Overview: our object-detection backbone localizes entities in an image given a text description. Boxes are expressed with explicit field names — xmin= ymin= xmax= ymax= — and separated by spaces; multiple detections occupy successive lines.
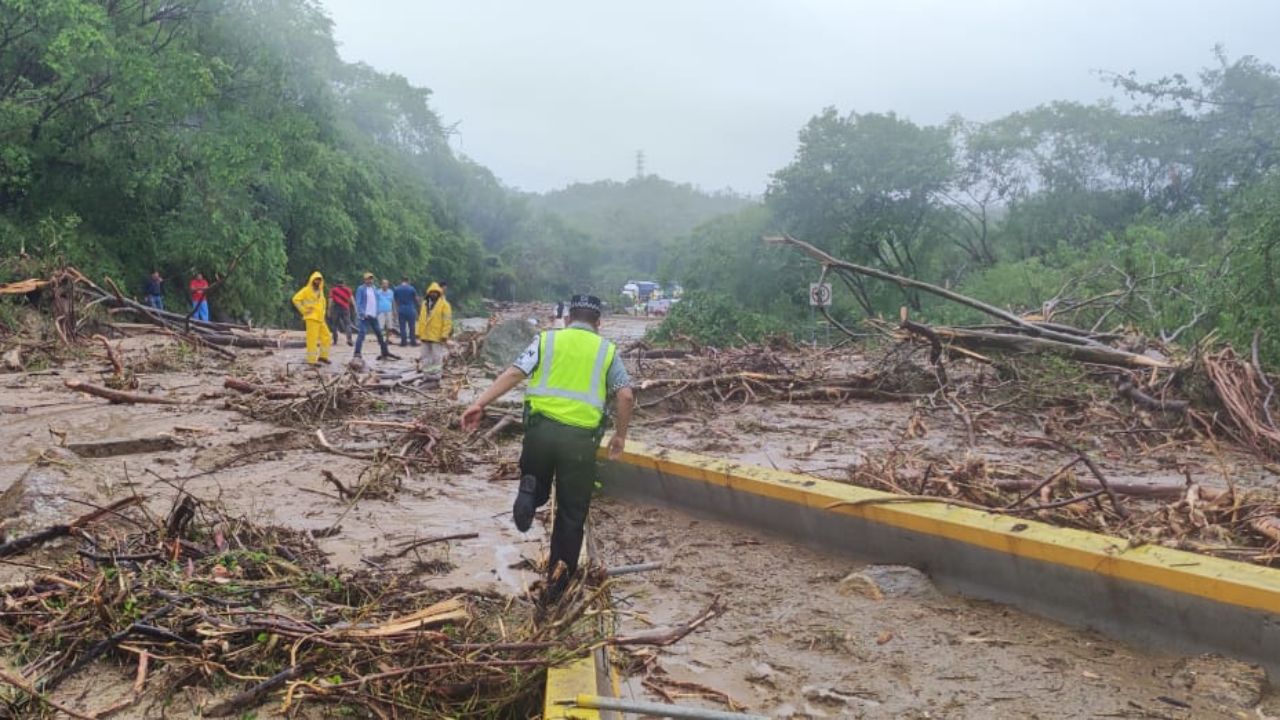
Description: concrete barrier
xmin=598 ymin=442 xmax=1280 ymax=677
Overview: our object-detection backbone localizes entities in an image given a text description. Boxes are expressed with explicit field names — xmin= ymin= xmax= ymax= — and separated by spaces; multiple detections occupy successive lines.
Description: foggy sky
xmin=318 ymin=1 xmax=1280 ymax=195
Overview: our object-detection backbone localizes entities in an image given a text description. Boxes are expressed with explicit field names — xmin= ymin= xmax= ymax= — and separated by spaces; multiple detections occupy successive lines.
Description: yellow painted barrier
xmin=601 ymin=441 xmax=1280 ymax=615
xmin=544 ymin=654 xmax=601 ymax=720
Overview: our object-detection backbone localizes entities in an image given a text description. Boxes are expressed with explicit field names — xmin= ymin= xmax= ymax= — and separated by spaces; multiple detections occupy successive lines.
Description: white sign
xmin=809 ymin=283 xmax=832 ymax=307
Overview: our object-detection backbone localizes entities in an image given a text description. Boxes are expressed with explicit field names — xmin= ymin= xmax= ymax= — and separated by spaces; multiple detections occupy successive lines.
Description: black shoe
xmin=513 ymin=474 xmax=538 ymax=532
xmin=352 ymin=353 xmax=361 ymax=359
xmin=378 ymin=352 xmax=400 ymax=361
xmin=317 ymin=357 xmax=331 ymax=365
xmin=537 ymin=570 xmax=571 ymax=608
xmin=410 ymin=341 xmax=419 ymax=347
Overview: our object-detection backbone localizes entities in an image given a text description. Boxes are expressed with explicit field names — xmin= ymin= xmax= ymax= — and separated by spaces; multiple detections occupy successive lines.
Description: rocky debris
xmin=747 ymin=661 xmax=778 ymax=686
xmin=455 ymin=317 xmax=490 ymax=334
xmin=0 ymin=460 xmax=86 ymax=536
xmin=802 ymin=685 xmax=883 ymax=710
xmin=481 ymin=317 xmax=538 ymax=366
xmin=837 ymin=564 xmax=938 ymax=601
xmin=1170 ymin=654 xmax=1266 ymax=712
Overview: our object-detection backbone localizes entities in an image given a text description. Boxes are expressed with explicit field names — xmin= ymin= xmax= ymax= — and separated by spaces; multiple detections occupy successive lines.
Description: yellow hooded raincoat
xmin=415 ymin=282 xmax=453 ymax=343
xmin=292 ymin=271 xmax=332 ymax=363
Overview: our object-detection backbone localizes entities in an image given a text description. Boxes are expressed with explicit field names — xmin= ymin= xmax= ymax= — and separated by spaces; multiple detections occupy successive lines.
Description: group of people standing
xmin=141 ymin=271 xmax=209 ymax=321
xmin=291 ymin=272 xmax=452 ymax=370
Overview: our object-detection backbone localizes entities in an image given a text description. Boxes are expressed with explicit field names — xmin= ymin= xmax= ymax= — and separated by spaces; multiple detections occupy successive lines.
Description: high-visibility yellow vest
xmin=527 ymin=327 xmax=616 ymax=429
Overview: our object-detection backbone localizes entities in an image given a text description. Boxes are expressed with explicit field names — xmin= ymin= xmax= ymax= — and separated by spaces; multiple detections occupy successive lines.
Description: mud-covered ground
xmin=0 ymin=307 xmax=1276 ymax=718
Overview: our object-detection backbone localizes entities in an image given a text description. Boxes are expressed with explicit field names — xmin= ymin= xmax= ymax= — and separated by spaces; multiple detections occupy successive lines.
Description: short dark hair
xmin=568 ymin=307 xmax=600 ymax=324
xmin=401 ymin=276 xmax=408 ymax=282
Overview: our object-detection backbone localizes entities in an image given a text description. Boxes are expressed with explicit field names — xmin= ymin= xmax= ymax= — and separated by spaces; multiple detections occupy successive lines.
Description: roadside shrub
xmin=648 ymin=291 xmax=786 ymax=347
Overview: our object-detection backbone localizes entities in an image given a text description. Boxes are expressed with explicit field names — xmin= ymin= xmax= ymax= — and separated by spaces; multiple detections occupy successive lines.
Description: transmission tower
xmin=635 ymin=150 xmax=646 ymax=179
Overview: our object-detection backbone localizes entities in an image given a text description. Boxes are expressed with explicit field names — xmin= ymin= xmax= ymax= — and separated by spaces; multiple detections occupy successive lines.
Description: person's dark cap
xmin=570 ymin=294 xmax=603 ymax=313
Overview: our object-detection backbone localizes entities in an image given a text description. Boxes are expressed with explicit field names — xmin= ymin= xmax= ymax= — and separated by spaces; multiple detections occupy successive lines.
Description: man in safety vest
xmin=461 ymin=294 xmax=634 ymax=605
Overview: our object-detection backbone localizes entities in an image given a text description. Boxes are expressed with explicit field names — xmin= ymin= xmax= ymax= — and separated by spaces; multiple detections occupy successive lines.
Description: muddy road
xmin=0 ymin=307 xmax=1275 ymax=718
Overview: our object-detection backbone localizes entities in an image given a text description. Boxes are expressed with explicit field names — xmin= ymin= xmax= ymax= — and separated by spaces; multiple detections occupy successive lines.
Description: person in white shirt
xmin=353 ymin=272 xmax=399 ymax=361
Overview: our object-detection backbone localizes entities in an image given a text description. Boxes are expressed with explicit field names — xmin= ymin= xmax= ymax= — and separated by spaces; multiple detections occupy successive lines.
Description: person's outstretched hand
xmin=608 ymin=433 xmax=626 ymax=460
xmin=461 ymin=404 xmax=484 ymax=432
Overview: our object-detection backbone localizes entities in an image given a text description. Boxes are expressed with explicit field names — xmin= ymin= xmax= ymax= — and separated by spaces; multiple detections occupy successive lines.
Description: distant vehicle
xmin=635 ymin=281 xmax=659 ymax=302
xmin=621 ymin=282 xmax=639 ymax=301
xmin=645 ymin=298 xmax=674 ymax=316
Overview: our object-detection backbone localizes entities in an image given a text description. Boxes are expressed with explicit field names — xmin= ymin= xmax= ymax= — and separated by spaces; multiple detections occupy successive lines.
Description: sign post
xmin=808 ymin=283 xmax=832 ymax=346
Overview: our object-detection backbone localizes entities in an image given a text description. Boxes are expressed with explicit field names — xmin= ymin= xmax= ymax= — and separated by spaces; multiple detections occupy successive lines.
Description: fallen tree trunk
xmin=767 ymin=233 xmax=1110 ymax=349
xmin=929 ymin=325 xmax=1170 ymax=369
xmin=200 ymin=332 xmax=304 ymax=349
xmin=65 ymin=379 xmax=185 ymax=405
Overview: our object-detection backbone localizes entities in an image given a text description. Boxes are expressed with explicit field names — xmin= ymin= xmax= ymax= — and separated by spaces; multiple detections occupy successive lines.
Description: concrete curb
xmin=597 ymin=441 xmax=1280 ymax=677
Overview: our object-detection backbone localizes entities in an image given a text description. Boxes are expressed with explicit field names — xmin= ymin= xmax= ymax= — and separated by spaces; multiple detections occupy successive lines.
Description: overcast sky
xmin=318 ymin=0 xmax=1280 ymax=195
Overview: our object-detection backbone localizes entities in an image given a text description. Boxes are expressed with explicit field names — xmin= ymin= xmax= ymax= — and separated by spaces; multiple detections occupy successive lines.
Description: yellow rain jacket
xmin=292 ymin=271 xmax=327 ymax=322
xmin=416 ymin=282 xmax=453 ymax=342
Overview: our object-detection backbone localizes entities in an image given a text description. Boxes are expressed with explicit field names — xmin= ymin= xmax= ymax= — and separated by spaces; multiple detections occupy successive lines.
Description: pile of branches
xmin=630 ymin=341 xmax=926 ymax=412
xmin=0 ymin=492 xmax=725 ymax=718
xmin=836 ymin=442 xmax=1280 ymax=565
xmin=768 ymin=233 xmax=1280 ymax=463
xmin=224 ymin=374 xmax=373 ymax=427
xmin=6 ymin=265 xmax=299 ymax=361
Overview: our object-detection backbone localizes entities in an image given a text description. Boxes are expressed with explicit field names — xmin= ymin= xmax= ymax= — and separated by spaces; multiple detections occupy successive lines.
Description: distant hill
xmin=530 ymin=176 xmax=753 ymax=287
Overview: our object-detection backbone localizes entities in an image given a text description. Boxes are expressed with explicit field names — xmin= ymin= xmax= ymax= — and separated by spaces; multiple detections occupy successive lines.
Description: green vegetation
xmin=664 ymin=51 xmax=1280 ymax=363
xmin=649 ymin=290 xmax=783 ymax=347
xmin=3 ymin=2 xmax=1277 ymax=366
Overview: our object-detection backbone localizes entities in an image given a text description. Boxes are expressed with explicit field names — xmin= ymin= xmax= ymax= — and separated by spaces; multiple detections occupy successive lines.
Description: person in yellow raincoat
xmin=415 ymin=281 xmax=452 ymax=374
xmin=292 ymin=271 xmax=332 ymax=365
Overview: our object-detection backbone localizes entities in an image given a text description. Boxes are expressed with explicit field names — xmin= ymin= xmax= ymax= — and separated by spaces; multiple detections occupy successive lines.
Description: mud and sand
xmin=1 ymin=310 xmax=1276 ymax=718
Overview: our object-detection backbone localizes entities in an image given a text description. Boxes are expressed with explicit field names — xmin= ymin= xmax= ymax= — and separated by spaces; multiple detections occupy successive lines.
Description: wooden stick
xmin=0 ymin=496 xmax=142 ymax=558
xmin=64 ymin=379 xmax=183 ymax=405
xmin=0 ymin=669 xmax=99 ymax=720
xmin=224 ymin=377 xmax=306 ymax=399
xmin=388 ymin=532 xmax=479 ymax=559
xmin=203 ymin=662 xmax=313 ymax=718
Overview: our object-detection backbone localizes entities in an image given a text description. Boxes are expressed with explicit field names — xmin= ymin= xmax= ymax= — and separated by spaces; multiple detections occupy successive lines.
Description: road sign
xmin=809 ymin=283 xmax=832 ymax=307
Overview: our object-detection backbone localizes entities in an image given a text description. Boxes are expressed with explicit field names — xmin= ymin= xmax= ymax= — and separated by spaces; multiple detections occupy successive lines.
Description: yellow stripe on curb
xmin=600 ymin=441 xmax=1280 ymax=615
xmin=544 ymin=654 xmax=600 ymax=720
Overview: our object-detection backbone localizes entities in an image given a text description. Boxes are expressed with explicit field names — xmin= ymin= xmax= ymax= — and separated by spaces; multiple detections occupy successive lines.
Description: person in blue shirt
xmin=142 ymin=271 xmax=164 ymax=310
xmin=376 ymin=279 xmax=394 ymax=336
xmin=392 ymin=277 xmax=419 ymax=346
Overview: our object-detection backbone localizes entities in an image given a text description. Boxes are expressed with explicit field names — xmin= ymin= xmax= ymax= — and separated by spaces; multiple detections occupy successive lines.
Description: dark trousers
xmin=397 ymin=307 xmax=417 ymax=345
xmin=329 ymin=308 xmax=353 ymax=344
xmin=519 ymin=415 xmax=599 ymax=578
xmin=354 ymin=315 xmax=389 ymax=357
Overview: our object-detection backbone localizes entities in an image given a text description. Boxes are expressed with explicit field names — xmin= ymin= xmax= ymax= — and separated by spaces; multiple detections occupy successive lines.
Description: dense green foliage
xmin=0 ymin=0 xmax=508 ymax=322
xmin=664 ymin=52 xmax=1280 ymax=362
xmin=648 ymin=290 xmax=783 ymax=347
xmin=4 ymin=2 xmax=1277 ymax=364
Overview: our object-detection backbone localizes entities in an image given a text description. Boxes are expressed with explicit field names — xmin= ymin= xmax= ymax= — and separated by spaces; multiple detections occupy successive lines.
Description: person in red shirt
xmin=189 ymin=273 xmax=210 ymax=322
xmin=327 ymin=279 xmax=355 ymax=346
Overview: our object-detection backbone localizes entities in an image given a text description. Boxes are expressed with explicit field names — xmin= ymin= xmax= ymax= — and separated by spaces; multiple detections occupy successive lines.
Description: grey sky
xmin=319 ymin=0 xmax=1280 ymax=194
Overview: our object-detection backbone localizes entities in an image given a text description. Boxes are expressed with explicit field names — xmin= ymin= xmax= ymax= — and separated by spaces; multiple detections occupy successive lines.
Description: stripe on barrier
xmin=599 ymin=441 xmax=1280 ymax=615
